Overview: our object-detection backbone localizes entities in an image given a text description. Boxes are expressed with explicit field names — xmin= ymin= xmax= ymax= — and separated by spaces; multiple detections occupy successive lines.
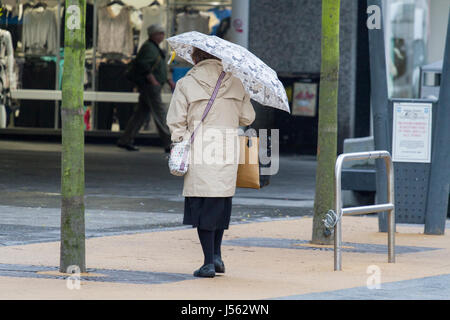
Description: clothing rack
xmin=17 ymin=0 xmax=62 ymax=129
xmin=167 ymin=0 xmax=231 ymax=36
xmin=9 ymin=0 xmax=232 ymax=132
xmin=168 ymin=2 xmax=232 ymax=7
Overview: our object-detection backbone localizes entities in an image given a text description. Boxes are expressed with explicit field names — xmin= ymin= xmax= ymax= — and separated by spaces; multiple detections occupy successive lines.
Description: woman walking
xmin=166 ymin=47 xmax=255 ymax=278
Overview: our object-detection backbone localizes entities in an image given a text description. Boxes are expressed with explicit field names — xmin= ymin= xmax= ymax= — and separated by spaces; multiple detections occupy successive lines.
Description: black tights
xmin=197 ymin=228 xmax=225 ymax=265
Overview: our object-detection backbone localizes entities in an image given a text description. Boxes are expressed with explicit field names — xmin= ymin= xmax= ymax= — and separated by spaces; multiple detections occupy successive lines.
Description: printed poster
xmin=292 ymin=82 xmax=317 ymax=117
xmin=392 ymin=103 xmax=432 ymax=163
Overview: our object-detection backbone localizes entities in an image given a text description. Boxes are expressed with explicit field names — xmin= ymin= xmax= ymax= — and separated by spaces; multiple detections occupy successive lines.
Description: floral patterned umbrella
xmin=167 ymin=31 xmax=290 ymax=113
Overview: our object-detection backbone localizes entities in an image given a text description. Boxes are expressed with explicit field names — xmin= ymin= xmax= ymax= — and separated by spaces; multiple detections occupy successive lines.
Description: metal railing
xmin=324 ymin=151 xmax=395 ymax=271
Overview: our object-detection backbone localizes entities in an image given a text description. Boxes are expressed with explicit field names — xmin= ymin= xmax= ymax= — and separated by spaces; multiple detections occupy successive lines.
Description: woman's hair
xmin=191 ymin=47 xmax=221 ymax=64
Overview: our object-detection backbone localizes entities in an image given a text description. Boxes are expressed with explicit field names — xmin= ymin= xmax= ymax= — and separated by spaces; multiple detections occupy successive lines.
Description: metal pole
xmin=334 ymin=156 xmax=344 ymax=271
xmin=367 ymin=0 xmax=391 ymax=232
xmin=230 ymin=0 xmax=250 ymax=48
xmin=55 ymin=0 xmax=62 ymax=129
xmin=386 ymin=155 xmax=395 ymax=263
xmin=333 ymin=151 xmax=395 ymax=270
xmin=91 ymin=0 xmax=98 ymax=130
xmin=424 ymin=9 xmax=450 ymax=235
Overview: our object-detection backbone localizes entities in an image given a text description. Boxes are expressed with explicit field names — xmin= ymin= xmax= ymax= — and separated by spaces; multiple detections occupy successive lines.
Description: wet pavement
xmin=0 ymin=140 xmax=316 ymax=245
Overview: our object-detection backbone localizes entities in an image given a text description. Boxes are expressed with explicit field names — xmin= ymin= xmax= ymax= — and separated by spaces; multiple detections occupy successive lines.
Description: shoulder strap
xmin=190 ymin=71 xmax=226 ymax=143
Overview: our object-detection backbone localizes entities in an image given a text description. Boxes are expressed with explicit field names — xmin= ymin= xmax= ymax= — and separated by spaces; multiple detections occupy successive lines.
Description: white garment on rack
xmin=0 ymin=28 xmax=14 ymax=129
xmin=0 ymin=29 xmax=16 ymax=90
xmin=176 ymin=12 xmax=210 ymax=35
xmin=0 ymin=105 xmax=5 ymax=128
xmin=22 ymin=7 xmax=58 ymax=56
xmin=138 ymin=4 xmax=167 ymax=49
xmin=97 ymin=5 xmax=134 ymax=57
xmin=130 ymin=8 xmax=143 ymax=31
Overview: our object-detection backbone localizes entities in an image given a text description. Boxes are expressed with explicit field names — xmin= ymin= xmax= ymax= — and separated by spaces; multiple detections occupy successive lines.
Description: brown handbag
xmin=236 ymin=135 xmax=261 ymax=189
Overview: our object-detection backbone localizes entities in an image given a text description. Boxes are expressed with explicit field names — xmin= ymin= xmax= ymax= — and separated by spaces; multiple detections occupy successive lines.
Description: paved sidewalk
xmin=1 ymin=141 xmax=449 ymax=299
xmin=276 ymin=273 xmax=450 ymax=300
xmin=0 ymin=216 xmax=449 ymax=299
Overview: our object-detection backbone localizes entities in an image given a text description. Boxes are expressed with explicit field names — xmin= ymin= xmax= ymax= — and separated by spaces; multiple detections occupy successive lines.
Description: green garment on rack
xmin=41 ymin=49 xmax=65 ymax=89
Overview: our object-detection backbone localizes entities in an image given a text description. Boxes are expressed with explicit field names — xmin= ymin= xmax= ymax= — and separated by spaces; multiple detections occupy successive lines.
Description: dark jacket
xmin=134 ymin=40 xmax=167 ymax=87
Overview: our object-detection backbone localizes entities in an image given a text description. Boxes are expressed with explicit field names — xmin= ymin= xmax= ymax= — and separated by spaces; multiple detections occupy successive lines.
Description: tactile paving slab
xmin=0 ymin=264 xmax=193 ymax=285
xmin=223 ymin=237 xmax=440 ymax=254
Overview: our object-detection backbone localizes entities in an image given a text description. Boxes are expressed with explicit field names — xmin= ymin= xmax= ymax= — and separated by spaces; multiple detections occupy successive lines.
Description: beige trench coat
xmin=166 ymin=59 xmax=256 ymax=197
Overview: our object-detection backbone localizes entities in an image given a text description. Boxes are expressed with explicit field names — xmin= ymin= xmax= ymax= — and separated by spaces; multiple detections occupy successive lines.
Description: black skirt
xmin=184 ymin=197 xmax=232 ymax=231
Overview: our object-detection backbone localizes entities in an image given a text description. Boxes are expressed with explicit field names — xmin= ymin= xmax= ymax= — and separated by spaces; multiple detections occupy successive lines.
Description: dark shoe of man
xmin=193 ymin=264 xmax=215 ymax=278
xmin=117 ymin=143 xmax=139 ymax=152
xmin=214 ymin=255 xmax=225 ymax=273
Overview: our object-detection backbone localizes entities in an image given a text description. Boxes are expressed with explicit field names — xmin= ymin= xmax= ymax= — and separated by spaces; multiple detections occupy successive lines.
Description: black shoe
xmin=193 ymin=264 xmax=215 ymax=278
xmin=164 ymin=146 xmax=171 ymax=154
xmin=117 ymin=143 xmax=139 ymax=151
xmin=214 ymin=255 xmax=225 ymax=273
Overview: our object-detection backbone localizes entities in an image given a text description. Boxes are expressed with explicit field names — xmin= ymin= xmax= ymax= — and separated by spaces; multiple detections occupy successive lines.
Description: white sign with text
xmin=392 ymin=103 xmax=432 ymax=163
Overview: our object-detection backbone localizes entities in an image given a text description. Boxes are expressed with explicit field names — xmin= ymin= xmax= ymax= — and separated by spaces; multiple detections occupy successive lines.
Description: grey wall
xmin=248 ymin=0 xmax=322 ymax=73
xmin=248 ymin=0 xmax=358 ymax=153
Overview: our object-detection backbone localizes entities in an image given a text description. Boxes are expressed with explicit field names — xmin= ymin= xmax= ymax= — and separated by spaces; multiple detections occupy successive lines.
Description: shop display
xmin=4 ymin=0 xmax=232 ymax=131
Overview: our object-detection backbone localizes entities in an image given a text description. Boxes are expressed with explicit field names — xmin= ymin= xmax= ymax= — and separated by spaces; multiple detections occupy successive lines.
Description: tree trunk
xmin=60 ymin=0 xmax=86 ymax=273
xmin=312 ymin=0 xmax=340 ymax=245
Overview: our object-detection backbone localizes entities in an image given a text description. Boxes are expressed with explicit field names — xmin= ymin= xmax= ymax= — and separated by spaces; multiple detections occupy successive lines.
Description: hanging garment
xmin=97 ymin=61 xmax=135 ymax=130
xmin=207 ymin=8 xmax=231 ymax=36
xmin=0 ymin=6 xmax=21 ymax=50
xmin=138 ymin=4 xmax=167 ymax=50
xmin=97 ymin=5 xmax=134 ymax=57
xmin=22 ymin=7 xmax=58 ymax=56
xmin=176 ymin=12 xmax=210 ymax=35
xmin=204 ymin=12 xmax=220 ymax=35
xmin=0 ymin=29 xmax=16 ymax=89
xmin=16 ymin=59 xmax=56 ymax=128
xmin=0 ymin=29 xmax=14 ymax=128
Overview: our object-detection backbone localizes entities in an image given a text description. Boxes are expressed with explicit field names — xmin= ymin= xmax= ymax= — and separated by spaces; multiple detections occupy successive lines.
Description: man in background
xmin=118 ymin=24 xmax=175 ymax=152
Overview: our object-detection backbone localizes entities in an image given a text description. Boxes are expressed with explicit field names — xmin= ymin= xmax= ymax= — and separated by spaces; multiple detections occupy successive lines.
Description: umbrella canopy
xmin=167 ymin=31 xmax=290 ymax=113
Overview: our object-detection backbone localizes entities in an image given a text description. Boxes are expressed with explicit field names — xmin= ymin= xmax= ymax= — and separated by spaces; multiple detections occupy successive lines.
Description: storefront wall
xmin=247 ymin=0 xmax=449 ymax=154
xmin=248 ymin=0 xmax=358 ymax=154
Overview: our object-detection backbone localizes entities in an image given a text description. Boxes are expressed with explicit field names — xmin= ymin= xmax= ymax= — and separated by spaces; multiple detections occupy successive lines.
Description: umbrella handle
xmin=168 ymin=51 xmax=176 ymax=65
